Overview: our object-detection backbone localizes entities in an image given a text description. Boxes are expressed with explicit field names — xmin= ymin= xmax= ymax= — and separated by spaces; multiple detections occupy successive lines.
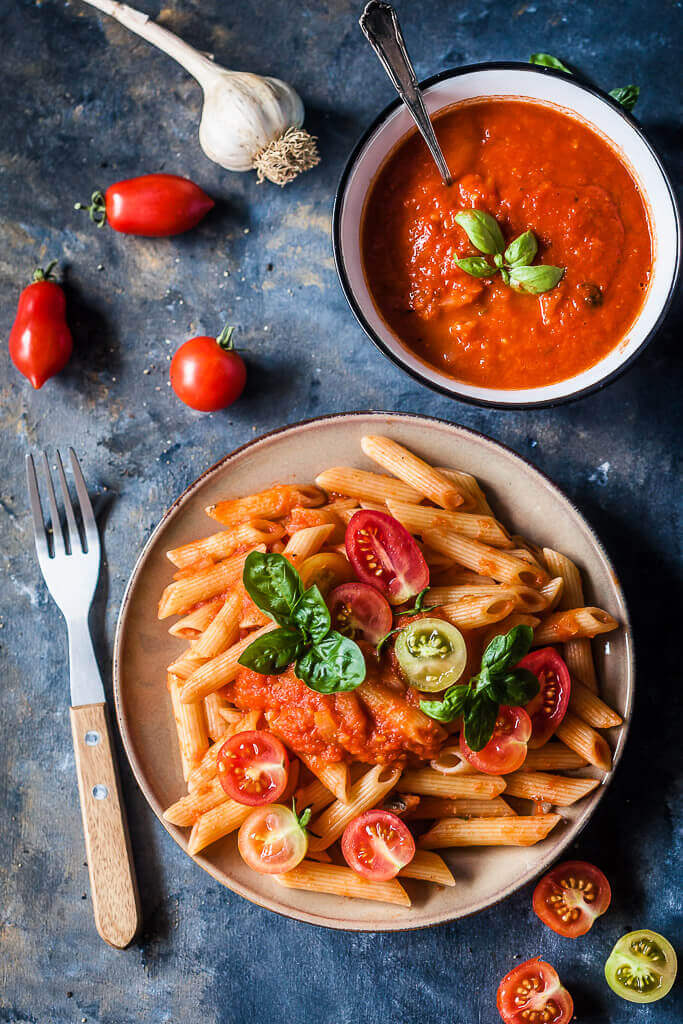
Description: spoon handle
xmin=359 ymin=1 xmax=453 ymax=186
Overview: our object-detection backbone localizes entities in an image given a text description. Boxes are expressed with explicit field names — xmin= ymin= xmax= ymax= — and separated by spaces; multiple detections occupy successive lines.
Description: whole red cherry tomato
xmin=75 ymin=174 xmax=214 ymax=236
xmin=170 ymin=325 xmax=247 ymax=412
xmin=8 ymin=261 xmax=73 ymax=389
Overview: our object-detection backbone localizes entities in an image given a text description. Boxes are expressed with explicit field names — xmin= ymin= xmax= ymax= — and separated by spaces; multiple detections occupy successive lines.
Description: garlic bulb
xmin=81 ymin=0 xmax=320 ymax=186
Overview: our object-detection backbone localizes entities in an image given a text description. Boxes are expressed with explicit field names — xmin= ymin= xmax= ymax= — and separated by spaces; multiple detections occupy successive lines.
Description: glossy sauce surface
xmin=361 ymin=100 xmax=652 ymax=389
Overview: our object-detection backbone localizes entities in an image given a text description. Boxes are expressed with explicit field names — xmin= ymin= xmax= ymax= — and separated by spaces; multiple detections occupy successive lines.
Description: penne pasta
xmin=423 ymin=530 xmax=549 ymax=588
xmin=407 ymin=796 xmax=516 ymax=819
xmin=188 ymin=799 xmax=252 ymax=855
xmin=314 ymin=466 xmax=423 ymax=505
xmin=163 ymin=777 xmax=228 ymax=827
xmin=166 ymin=519 xmax=284 ymax=569
xmin=204 ymin=692 xmax=231 ymax=741
xmin=441 ymin=595 xmax=516 ymax=630
xmin=308 ymin=765 xmax=402 ymax=851
xmin=282 ymin=522 xmax=335 ymax=559
xmin=158 ymin=545 xmax=265 ymax=619
xmin=297 ymin=755 xmax=351 ymax=804
xmin=167 ymin=672 xmax=209 ymax=778
xmin=386 ymin=500 xmax=512 ymax=548
xmin=418 ymin=815 xmax=561 ymax=848
xmin=569 ymin=678 xmax=622 ymax=729
xmin=206 ymin=484 xmax=324 ymax=527
xmin=191 ymin=591 xmax=242 ymax=659
xmin=361 ymin=435 xmax=464 ymax=509
xmin=539 ymin=576 xmax=564 ymax=611
xmin=556 ymin=712 xmax=612 ymax=772
xmin=399 ymin=768 xmax=506 ymax=799
xmin=522 ymin=743 xmax=588 ymax=772
xmin=180 ymin=623 xmax=276 ymax=704
xmin=435 ymin=467 xmax=493 ymax=514
xmin=168 ymin=597 xmax=224 ymax=638
xmin=294 ymin=778 xmax=337 ymax=817
xmin=532 ymin=607 xmax=618 ymax=646
xmin=503 ymin=771 xmax=600 ymax=806
xmin=398 ymin=850 xmax=455 ymax=886
xmin=275 ymin=861 xmax=411 ymax=907
xmin=543 ymin=547 xmax=599 ymax=691
xmin=428 ymin=584 xmax=547 ymax=614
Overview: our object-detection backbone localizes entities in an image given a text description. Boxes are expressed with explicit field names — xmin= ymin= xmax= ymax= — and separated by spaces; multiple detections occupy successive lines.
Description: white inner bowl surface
xmin=338 ymin=68 xmax=679 ymax=405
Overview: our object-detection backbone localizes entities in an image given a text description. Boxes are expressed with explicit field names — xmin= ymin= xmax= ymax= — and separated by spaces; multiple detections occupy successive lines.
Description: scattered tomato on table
xmin=533 ymin=860 xmax=611 ymax=938
xmin=170 ymin=324 xmax=247 ymax=411
xmin=75 ymin=173 xmax=214 ymax=236
xmin=8 ymin=261 xmax=73 ymax=389
xmin=605 ymin=929 xmax=678 ymax=1003
xmin=497 ymin=958 xmax=573 ymax=1024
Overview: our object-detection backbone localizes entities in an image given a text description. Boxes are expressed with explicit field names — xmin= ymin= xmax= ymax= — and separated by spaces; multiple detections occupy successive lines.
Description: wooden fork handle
xmin=70 ymin=702 xmax=141 ymax=948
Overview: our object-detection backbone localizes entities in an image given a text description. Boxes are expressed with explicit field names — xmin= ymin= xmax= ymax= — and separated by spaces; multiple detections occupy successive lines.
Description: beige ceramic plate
xmin=113 ymin=412 xmax=633 ymax=931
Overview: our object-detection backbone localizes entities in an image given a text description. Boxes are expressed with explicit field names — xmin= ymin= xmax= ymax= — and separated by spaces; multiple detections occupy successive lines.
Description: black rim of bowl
xmin=332 ymin=61 xmax=681 ymax=410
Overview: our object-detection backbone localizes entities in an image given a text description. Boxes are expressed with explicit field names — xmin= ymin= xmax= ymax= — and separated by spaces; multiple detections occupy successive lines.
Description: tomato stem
xmin=31 ymin=259 xmax=58 ymax=284
xmin=216 ymin=324 xmax=236 ymax=350
xmin=74 ymin=190 xmax=107 ymax=228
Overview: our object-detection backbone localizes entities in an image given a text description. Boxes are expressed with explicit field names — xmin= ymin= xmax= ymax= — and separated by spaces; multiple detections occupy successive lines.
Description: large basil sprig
xmin=530 ymin=53 xmax=640 ymax=113
xmin=238 ymin=552 xmax=366 ymax=693
xmin=420 ymin=625 xmax=539 ymax=751
xmin=454 ymin=211 xmax=564 ymax=295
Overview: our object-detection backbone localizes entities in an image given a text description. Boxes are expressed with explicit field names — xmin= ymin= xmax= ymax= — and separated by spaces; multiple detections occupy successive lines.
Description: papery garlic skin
xmin=199 ymin=70 xmax=304 ymax=172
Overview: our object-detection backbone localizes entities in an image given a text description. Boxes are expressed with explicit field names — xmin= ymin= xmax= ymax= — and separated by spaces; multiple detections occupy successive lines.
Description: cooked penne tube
xmin=503 ymin=771 xmax=600 ymax=806
xmin=163 ymin=777 xmax=228 ymax=827
xmin=314 ymin=466 xmax=423 ymax=505
xmin=423 ymin=530 xmax=549 ymax=588
xmin=429 ymin=584 xmax=547 ymax=614
xmin=418 ymin=814 xmax=561 ymax=848
xmin=188 ymin=799 xmax=252 ymax=855
xmin=158 ymin=545 xmax=265 ymax=619
xmin=361 ymin=435 xmax=464 ymax=509
xmin=543 ymin=547 xmax=599 ymax=691
xmin=191 ymin=591 xmax=242 ymax=659
xmin=386 ymin=500 xmax=512 ymax=548
xmin=407 ymin=796 xmax=516 ymax=819
xmin=297 ymin=755 xmax=351 ymax=803
xmin=539 ymin=577 xmax=564 ymax=611
xmin=181 ymin=623 xmax=276 ymax=703
xmin=275 ymin=861 xmax=411 ymax=907
xmin=532 ymin=607 xmax=618 ymax=646
xmin=294 ymin=778 xmax=337 ymax=817
xmin=399 ymin=768 xmax=506 ymax=799
xmin=569 ymin=678 xmax=622 ymax=729
xmin=282 ymin=522 xmax=335 ymax=559
xmin=435 ymin=467 xmax=493 ymax=514
xmin=429 ymin=744 xmax=475 ymax=774
xmin=166 ymin=519 xmax=284 ymax=569
xmin=398 ymin=850 xmax=455 ymax=886
xmin=441 ymin=595 xmax=516 ymax=630
xmin=556 ymin=712 xmax=612 ymax=772
xmin=168 ymin=596 xmax=225 ymax=638
xmin=522 ymin=743 xmax=588 ymax=772
xmin=206 ymin=484 xmax=324 ymax=527
xmin=308 ymin=764 xmax=402 ymax=851
xmin=167 ymin=672 xmax=209 ymax=778
xmin=204 ymin=692 xmax=231 ymax=741
xmin=167 ymin=647 xmax=203 ymax=680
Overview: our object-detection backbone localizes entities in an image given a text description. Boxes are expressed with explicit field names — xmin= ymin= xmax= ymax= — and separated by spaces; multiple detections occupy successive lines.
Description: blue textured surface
xmin=0 ymin=1 xmax=681 ymax=1022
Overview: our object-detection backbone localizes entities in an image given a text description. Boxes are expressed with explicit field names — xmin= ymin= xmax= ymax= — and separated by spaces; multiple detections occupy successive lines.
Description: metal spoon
xmin=359 ymin=0 xmax=453 ymax=186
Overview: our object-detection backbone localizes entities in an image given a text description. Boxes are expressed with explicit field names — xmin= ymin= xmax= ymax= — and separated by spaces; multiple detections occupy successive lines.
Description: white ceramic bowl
xmin=333 ymin=63 xmax=680 ymax=408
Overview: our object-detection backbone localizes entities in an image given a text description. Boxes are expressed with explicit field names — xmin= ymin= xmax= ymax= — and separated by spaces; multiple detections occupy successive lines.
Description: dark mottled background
xmin=1 ymin=1 xmax=681 ymax=1022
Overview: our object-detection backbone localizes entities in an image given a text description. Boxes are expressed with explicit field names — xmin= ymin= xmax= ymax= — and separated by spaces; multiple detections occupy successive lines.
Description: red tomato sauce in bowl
xmin=361 ymin=99 xmax=653 ymax=389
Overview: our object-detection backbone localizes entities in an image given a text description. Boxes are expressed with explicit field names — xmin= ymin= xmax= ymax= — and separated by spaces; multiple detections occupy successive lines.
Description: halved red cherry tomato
xmin=341 ymin=809 xmax=415 ymax=880
xmin=75 ymin=173 xmax=214 ymax=236
xmin=533 ymin=860 xmax=611 ymax=938
xmin=170 ymin=325 xmax=246 ymax=412
xmin=497 ymin=958 xmax=573 ymax=1024
xmin=216 ymin=730 xmax=288 ymax=805
xmin=460 ymin=705 xmax=531 ymax=775
xmin=9 ymin=262 xmax=72 ymax=389
xmin=345 ymin=510 xmax=429 ymax=605
xmin=328 ymin=582 xmax=393 ymax=645
xmin=238 ymin=803 xmax=308 ymax=874
xmin=519 ymin=648 xmax=571 ymax=748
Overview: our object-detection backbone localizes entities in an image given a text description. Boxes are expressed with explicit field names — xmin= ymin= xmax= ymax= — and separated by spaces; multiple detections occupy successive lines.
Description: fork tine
xmin=25 ymin=454 xmax=49 ymax=557
xmin=41 ymin=451 xmax=66 ymax=555
xmin=55 ymin=450 xmax=80 ymax=553
xmin=68 ymin=448 xmax=98 ymax=550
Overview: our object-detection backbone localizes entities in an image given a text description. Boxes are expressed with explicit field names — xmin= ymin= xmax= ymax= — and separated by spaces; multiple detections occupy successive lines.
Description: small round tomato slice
xmin=345 ymin=510 xmax=429 ymax=605
xmin=497 ymin=958 xmax=573 ymax=1024
xmin=341 ymin=810 xmax=415 ymax=881
xmin=461 ymin=705 xmax=531 ymax=775
xmin=394 ymin=617 xmax=467 ymax=691
xmin=217 ymin=730 xmax=289 ymax=806
xmin=518 ymin=648 xmax=571 ymax=748
xmin=533 ymin=860 xmax=611 ymax=938
xmin=298 ymin=552 xmax=355 ymax=597
xmin=605 ymin=929 xmax=678 ymax=1003
xmin=238 ymin=803 xmax=308 ymax=874
xmin=328 ymin=582 xmax=393 ymax=645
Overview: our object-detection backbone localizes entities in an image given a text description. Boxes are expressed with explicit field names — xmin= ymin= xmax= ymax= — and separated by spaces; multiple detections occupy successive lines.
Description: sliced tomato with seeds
xmin=238 ymin=802 xmax=309 ymax=874
xmin=217 ymin=730 xmax=289 ymax=806
xmin=518 ymin=648 xmax=571 ymax=748
xmin=341 ymin=809 xmax=416 ymax=881
xmin=460 ymin=705 xmax=531 ymax=775
xmin=534 ymin=860 xmax=611 ymax=938
xmin=497 ymin=958 xmax=573 ymax=1024
xmin=328 ymin=582 xmax=393 ymax=645
xmin=345 ymin=510 xmax=429 ymax=605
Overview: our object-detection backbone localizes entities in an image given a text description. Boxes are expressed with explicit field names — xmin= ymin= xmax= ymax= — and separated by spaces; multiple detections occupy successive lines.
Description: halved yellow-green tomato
xmin=298 ymin=553 xmax=355 ymax=597
xmin=605 ymin=930 xmax=677 ymax=1003
xmin=394 ymin=617 xmax=467 ymax=692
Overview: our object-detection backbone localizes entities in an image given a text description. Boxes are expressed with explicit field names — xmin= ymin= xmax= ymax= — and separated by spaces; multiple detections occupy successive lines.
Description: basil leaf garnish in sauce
xmin=454 ymin=213 xmax=564 ymax=296
xmin=455 ymin=210 xmax=506 ymax=255
xmin=509 ymin=264 xmax=565 ymax=295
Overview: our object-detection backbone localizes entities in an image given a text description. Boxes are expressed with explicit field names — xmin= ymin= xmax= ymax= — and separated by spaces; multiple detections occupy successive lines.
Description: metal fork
xmin=26 ymin=449 xmax=140 ymax=949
